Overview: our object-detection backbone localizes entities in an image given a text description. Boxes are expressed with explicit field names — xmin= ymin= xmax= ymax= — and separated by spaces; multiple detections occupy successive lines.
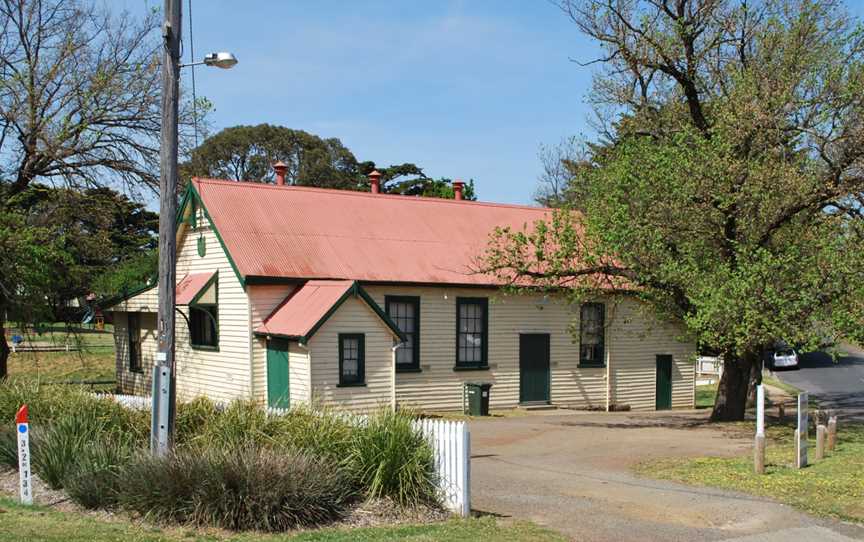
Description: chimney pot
xmin=453 ymin=180 xmax=465 ymax=201
xmin=273 ymin=161 xmax=288 ymax=186
xmin=368 ymin=170 xmax=382 ymax=194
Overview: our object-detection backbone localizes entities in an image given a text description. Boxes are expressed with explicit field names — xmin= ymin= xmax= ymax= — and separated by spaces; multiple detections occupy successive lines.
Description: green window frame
xmin=127 ymin=313 xmax=142 ymax=373
xmin=385 ymin=296 xmax=421 ymax=372
xmin=190 ymin=305 xmax=218 ymax=350
xmin=455 ymin=297 xmax=488 ymax=369
xmin=338 ymin=333 xmax=365 ymax=386
xmin=579 ymin=302 xmax=605 ymax=367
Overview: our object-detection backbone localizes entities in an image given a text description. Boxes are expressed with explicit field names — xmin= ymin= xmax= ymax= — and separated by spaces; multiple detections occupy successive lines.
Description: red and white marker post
xmin=15 ymin=405 xmax=32 ymax=505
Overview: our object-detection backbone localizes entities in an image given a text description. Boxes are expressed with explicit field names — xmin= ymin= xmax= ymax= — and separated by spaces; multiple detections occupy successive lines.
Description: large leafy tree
xmin=184 ymin=124 xmax=478 ymax=199
xmin=181 ymin=124 xmax=360 ymax=188
xmin=482 ymin=0 xmax=864 ymax=420
xmin=8 ymin=185 xmax=158 ymax=318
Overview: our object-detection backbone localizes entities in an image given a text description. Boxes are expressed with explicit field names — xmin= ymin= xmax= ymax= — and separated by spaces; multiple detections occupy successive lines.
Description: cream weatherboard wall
xmin=110 ymin=219 xmax=253 ymax=402
xmin=113 ymin=311 xmax=158 ymax=395
xmin=306 ymin=296 xmax=397 ymax=411
xmin=608 ymin=300 xmax=695 ymax=410
xmin=172 ymin=222 xmax=251 ymax=402
xmin=358 ymin=285 xmax=695 ymax=412
xmin=248 ymin=284 xmax=296 ymax=404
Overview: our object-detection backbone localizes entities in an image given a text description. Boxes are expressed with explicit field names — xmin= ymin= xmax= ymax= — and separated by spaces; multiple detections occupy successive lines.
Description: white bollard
xmin=16 ymin=405 xmax=33 ymax=505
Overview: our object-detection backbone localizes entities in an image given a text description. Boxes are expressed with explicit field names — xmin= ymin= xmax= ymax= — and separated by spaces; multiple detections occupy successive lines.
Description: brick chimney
xmin=273 ymin=161 xmax=288 ymax=186
xmin=453 ymin=180 xmax=465 ymax=201
xmin=368 ymin=170 xmax=382 ymax=194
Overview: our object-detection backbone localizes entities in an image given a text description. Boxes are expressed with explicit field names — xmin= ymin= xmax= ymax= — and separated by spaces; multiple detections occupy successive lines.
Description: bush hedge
xmin=0 ymin=383 xmax=441 ymax=530
xmin=119 ymin=447 xmax=354 ymax=530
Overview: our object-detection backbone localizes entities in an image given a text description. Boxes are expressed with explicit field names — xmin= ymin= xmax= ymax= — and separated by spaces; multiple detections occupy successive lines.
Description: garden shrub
xmin=63 ymin=438 xmax=138 ymax=509
xmin=345 ymin=409 xmax=439 ymax=506
xmin=0 ymin=426 xmax=17 ymax=469
xmin=118 ymin=447 xmax=355 ymax=531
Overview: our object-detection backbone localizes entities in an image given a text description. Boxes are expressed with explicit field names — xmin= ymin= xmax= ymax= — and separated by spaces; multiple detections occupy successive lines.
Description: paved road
xmin=470 ymin=410 xmax=864 ymax=542
xmin=774 ymin=345 xmax=864 ymax=421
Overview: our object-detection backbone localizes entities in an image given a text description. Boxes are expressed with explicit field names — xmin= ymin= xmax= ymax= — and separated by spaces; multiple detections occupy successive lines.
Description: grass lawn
xmin=6 ymin=322 xmax=115 ymax=384
xmin=695 ymin=383 xmax=717 ymax=409
xmin=7 ymin=350 xmax=115 ymax=384
xmin=636 ymin=422 xmax=864 ymax=522
xmin=0 ymin=497 xmax=564 ymax=542
xmin=762 ymin=374 xmax=802 ymax=397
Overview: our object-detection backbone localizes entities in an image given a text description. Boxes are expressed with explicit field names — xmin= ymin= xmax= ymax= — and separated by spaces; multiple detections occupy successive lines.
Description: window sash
xmin=339 ymin=334 xmax=365 ymax=385
xmin=385 ymin=296 xmax=420 ymax=370
xmin=190 ymin=305 xmax=218 ymax=348
xmin=579 ymin=303 xmax=605 ymax=366
xmin=128 ymin=313 xmax=141 ymax=372
xmin=456 ymin=298 xmax=488 ymax=366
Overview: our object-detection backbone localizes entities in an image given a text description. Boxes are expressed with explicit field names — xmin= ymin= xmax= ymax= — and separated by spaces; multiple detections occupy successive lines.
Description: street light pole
xmin=153 ymin=0 xmax=182 ymax=456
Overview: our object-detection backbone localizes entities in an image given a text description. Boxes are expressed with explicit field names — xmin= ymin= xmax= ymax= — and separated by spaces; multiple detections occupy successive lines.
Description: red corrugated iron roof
xmin=255 ymin=280 xmax=403 ymax=342
xmin=175 ymin=272 xmax=216 ymax=305
xmin=191 ymin=178 xmax=553 ymax=286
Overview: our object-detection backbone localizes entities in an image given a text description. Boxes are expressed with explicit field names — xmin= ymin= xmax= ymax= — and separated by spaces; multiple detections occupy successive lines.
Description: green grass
xmin=636 ymin=422 xmax=864 ymax=522
xmin=695 ymin=383 xmax=717 ymax=409
xmin=8 ymin=350 xmax=115 ymax=383
xmin=0 ymin=497 xmax=564 ymax=542
xmin=762 ymin=374 xmax=802 ymax=397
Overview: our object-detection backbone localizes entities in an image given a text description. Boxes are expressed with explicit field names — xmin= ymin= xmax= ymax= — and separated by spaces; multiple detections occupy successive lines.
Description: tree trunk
xmin=711 ymin=349 xmax=760 ymax=421
xmin=0 ymin=315 xmax=9 ymax=381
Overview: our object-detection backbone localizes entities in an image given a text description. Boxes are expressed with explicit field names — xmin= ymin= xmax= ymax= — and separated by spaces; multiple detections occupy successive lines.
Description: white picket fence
xmin=101 ymin=394 xmax=471 ymax=516
xmin=413 ymin=418 xmax=471 ymax=517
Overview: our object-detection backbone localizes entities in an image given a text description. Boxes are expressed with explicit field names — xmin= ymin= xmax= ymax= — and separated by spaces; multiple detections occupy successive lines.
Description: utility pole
xmin=152 ymin=0 xmax=182 ymax=456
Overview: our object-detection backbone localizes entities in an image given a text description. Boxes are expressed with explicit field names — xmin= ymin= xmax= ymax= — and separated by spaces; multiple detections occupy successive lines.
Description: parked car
xmin=771 ymin=347 xmax=799 ymax=369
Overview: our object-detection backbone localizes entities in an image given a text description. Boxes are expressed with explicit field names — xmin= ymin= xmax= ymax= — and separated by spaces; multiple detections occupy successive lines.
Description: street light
xmin=181 ymin=51 xmax=239 ymax=69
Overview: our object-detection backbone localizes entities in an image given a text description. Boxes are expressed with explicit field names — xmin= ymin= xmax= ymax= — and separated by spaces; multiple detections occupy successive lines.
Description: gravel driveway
xmin=470 ymin=410 xmax=864 ymax=542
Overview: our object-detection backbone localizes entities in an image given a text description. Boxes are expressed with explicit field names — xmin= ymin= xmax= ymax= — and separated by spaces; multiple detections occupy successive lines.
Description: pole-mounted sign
xmin=15 ymin=405 xmax=32 ymax=505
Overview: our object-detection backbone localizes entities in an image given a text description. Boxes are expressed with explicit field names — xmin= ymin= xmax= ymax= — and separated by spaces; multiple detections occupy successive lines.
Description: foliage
xmin=181 ymin=124 xmax=361 ymax=188
xmin=636 ymin=423 xmax=864 ymax=522
xmin=182 ymin=124 xmax=478 ymax=200
xmin=32 ymin=406 xmax=145 ymax=489
xmin=346 ymin=409 xmax=438 ymax=506
xmin=484 ymin=0 xmax=864 ymax=420
xmin=0 ymin=426 xmax=16 ymax=469
xmin=5 ymin=185 xmax=158 ymax=312
xmin=118 ymin=447 xmax=355 ymax=531
xmin=0 ymin=211 xmax=70 ymax=377
xmin=62 ymin=440 xmax=137 ymax=509
xmin=0 ymin=384 xmax=440 ymax=519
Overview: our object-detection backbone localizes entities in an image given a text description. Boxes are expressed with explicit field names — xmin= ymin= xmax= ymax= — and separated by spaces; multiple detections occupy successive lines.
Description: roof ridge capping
xmin=191 ymin=177 xmax=552 ymax=213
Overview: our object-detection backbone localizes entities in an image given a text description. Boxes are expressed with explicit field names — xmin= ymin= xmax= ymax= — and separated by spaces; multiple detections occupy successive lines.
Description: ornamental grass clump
xmin=63 ymin=439 xmax=137 ymax=509
xmin=346 ymin=408 xmax=439 ymax=506
xmin=118 ymin=447 xmax=354 ymax=531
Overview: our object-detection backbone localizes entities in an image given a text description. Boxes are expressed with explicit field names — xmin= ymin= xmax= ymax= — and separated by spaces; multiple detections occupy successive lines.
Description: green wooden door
xmin=655 ymin=355 xmax=673 ymax=410
xmin=267 ymin=339 xmax=290 ymax=409
xmin=519 ymin=334 xmax=550 ymax=403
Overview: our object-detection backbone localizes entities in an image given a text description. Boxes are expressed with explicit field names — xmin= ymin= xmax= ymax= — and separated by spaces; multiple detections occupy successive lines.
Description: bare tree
xmin=0 ymin=0 xmax=200 ymax=202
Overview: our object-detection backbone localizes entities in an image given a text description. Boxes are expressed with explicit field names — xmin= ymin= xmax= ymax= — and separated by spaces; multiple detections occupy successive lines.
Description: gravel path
xmin=470 ymin=409 xmax=864 ymax=542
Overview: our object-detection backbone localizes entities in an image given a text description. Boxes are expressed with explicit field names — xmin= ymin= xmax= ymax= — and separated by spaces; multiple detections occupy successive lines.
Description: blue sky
xmin=121 ymin=0 xmax=863 ymax=206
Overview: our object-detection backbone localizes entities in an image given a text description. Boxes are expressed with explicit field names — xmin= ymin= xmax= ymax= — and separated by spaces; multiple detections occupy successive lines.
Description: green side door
xmin=267 ymin=338 xmax=290 ymax=409
xmin=519 ymin=334 xmax=551 ymax=404
xmin=655 ymin=355 xmax=673 ymax=410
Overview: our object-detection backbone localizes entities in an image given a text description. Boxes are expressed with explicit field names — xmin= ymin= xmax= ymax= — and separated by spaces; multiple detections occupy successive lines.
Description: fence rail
xmin=101 ymin=394 xmax=471 ymax=516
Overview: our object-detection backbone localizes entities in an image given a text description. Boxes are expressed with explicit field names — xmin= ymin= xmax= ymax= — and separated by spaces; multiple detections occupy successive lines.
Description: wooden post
xmin=152 ymin=0 xmax=182 ymax=457
xmin=827 ymin=416 xmax=837 ymax=452
xmin=754 ymin=434 xmax=766 ymax=474
xmin=815 ymin=424 xmax=826 ymax=460
xmin=778 ymin=402 xmax=785 ymax=421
